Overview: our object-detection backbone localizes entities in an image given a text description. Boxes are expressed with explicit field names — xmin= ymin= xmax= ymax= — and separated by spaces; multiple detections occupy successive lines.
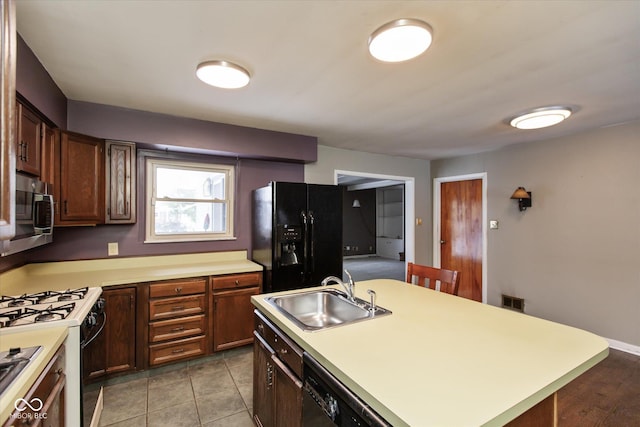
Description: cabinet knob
xmin=235 ymin=280 xmax=240 ymax=286
xmin=175 ymin=287 xmax=182 ymax=294
xmin=279 ymin=348 xmax=288 ymax=355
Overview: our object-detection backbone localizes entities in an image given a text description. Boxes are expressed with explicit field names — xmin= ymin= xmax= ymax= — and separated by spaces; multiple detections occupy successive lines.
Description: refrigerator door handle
xmin=301 ymin=211 xmax=309 ymax=275
xmin=308 ymin=211 xmax=315 ymax=274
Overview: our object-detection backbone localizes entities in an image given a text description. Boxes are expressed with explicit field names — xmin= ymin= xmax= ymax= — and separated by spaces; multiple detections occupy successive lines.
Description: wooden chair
xmin=406 ymin=262 xmax=460 ymax=296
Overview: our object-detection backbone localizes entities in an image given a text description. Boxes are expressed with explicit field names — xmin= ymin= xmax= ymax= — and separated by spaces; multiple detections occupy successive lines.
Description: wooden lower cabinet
xmin=212 ymin=286 xmax=260 ymax=351
xmin=83 ymin=287 xmax=136 ymax=382
xmin=211 ymin=272 xmax=262 ymax=352
xmin=4 ymin=346 xmax=65 ymax=427
xmin=147 ymin=278 xmax=207 ymax=367
xmin=253 ymin=311 xmax=302 ymax=427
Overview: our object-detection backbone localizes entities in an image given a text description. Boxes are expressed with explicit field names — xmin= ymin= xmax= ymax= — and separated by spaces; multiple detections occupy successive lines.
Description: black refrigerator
xmin=252 ymin=181 xmax=343 ymax=293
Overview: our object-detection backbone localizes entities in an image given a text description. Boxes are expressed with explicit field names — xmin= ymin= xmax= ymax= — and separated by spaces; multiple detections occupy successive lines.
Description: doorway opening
xmin=335 ymin=170 xmax=415 ymax=282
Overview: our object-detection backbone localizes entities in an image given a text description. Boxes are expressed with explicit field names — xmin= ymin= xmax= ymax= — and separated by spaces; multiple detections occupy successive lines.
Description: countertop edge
xmin=0 ymin=327 xmax=68 ymax=423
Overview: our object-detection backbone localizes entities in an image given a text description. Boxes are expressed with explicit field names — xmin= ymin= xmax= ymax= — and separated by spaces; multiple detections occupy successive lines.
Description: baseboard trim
xmin=606 ymin=337 xmax=640 ymax=356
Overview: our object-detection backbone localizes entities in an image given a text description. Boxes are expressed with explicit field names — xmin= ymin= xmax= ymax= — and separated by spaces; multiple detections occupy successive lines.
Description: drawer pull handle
xmin=56 ymin=368 xmax=63 ymax=375
xmin=257 ymin=324 xmax=264 ymax=333
xmin=170 ymin=326 xmax=185 ymax=332
xmin=172 ymin=348 xmax=185 ymax=354
xmin=280 ymin=348 xmax=288 ymax=355
xmin=171 ymin=306 xmax=185 ymax=311
xmin=235 ymin=280 xmax=240 ymax=286
xmin=175 ymin=287 xmax=183 ymax=294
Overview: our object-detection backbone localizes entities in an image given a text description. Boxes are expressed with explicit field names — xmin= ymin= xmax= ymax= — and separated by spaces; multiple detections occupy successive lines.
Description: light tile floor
xmin=84 ymin=346 xmax=254 ymax=427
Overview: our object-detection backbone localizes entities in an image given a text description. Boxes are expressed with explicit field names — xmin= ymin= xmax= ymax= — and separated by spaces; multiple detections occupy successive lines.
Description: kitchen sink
xmin=266 ymin=289 xmax=391 ymax=331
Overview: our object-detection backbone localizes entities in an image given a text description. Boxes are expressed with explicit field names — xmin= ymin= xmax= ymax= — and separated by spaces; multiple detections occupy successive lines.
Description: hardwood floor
xmin=557 ymin=348 xmax=640 ymax=426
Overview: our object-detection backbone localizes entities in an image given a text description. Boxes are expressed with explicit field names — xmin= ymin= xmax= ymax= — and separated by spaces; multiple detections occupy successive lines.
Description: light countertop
xmin=251 ymin=279 xmax=609 ymax=426
xmin=0 ymin=251 xmax=262 ymax=295
xmin=0 ymin=327 xmax=68 ymax=423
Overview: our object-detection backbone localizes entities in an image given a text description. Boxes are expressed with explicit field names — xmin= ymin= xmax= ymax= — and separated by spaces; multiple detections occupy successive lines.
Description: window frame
xmin=145 ymin=157 xmax=235 ymax=243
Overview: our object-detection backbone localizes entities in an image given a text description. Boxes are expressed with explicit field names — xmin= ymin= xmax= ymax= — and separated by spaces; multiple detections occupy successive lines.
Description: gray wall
xmin=432 ymin=120 xmax=640 ymax=348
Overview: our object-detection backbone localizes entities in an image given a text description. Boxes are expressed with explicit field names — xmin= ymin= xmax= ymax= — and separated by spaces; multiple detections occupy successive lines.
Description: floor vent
xmin=502 ymin=294 xmax=525 ymax=313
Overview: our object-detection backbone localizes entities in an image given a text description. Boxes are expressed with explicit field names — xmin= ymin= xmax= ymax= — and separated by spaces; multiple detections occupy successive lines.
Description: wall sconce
xmin=510 ymin=187 xmax=532 ymax=211
xmin=352 ymin=199 xmax=361 ymax=208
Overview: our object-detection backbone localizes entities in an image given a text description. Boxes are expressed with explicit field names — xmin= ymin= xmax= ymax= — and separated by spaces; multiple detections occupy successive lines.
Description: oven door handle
xmin=81 ymin=311 xmax=106 ymax=349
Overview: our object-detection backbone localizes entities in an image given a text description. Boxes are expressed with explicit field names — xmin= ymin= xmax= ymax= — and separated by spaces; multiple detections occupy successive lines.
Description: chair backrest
xmin=406 ymin=262 xmax=460 ymax=296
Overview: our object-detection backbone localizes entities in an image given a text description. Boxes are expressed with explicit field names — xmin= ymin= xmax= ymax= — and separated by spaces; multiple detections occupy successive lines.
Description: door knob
xmin=440 ymin=240 xmax=446 ymax=244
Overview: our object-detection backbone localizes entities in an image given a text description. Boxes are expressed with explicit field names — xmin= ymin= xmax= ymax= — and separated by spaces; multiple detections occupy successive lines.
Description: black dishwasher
xmin=302 ymin=352 xmax=391 ymax=427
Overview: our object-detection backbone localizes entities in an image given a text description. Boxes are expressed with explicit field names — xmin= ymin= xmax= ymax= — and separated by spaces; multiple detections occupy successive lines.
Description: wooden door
xmin=212 ymin=286 xmax=260 ymax=351
xmin=105 ymin=140 xmax=136 ymax=224
xmin=16 ymin=101 xmax=41 ymax=176
xmin=253 ymin=332 xmax=275 ymax=427
xmin=83 ymin=287 xmax=136 ymax=381
xmin=440 ymin=179 xmax=483 ymax=301
xmin=59 ymin=131 xmax=104 ymax=224
xmin=273 ymin=355 xmax=303 ymax=427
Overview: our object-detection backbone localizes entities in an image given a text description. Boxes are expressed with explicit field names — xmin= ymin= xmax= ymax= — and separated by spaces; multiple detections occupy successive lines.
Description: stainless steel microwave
xmin=1 ymin=173 xmax=54 ymax=256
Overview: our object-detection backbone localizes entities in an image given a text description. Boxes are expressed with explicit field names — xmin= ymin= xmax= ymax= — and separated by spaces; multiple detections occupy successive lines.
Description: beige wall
xmin=305 ymin=145 xmax=432 ymax=265
xmin=432 ymin=120 xmax=640 ymax=348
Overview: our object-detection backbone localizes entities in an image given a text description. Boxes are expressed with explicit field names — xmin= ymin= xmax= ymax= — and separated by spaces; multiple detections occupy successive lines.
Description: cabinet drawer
xmin=149 ymin=335 xmax=206 ymax=366
xmin=255 ymin=310 xmax=303 ymax=378
xmin=149 ymin=314 xmax=206 ymax=343
xmin=149 ymin=278 xmax=207 ymax=298
xmin=211 ymin=272 xmax=261 ymax=290
xmin=149 ymin=295 xmax=205 ymax=321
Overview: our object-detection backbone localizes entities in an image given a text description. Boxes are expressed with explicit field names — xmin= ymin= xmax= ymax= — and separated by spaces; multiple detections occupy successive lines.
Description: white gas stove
xmin=0 ymin=286 xmax=103 ymax=427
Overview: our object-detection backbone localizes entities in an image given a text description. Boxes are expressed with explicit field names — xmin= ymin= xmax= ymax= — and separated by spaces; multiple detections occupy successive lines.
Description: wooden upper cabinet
xmin=57 ymin=131 xmax=105 ymax=225
xmin=40 ymin=123 xmax=57 ymax=186
xmin=16 ymin=101 xmax=41 ymax=176
xmin=105 ymin=140 xmax=136 ymax=224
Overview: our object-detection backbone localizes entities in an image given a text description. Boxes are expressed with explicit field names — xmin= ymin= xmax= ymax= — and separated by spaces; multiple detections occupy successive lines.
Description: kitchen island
xmin=251 ymin=279 xmax=609 ymax=426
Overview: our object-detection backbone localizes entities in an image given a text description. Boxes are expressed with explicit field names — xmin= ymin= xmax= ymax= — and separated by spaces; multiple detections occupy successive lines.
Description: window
xmin=145 ymin=158 xmax=235 ymax=242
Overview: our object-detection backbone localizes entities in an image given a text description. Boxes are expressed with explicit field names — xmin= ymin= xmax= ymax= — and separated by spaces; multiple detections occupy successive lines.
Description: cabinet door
xmin=83 ymin=287 xmax=136 ymax=381
xmin=16 ymin=101 xmax=41 ymax=176
xmin=58 ymin=131 xmax=104 ymax=224
xmin=105 ymin=140 xmax=136 ymax=224
xmin=273 ymin=355 xmax=303 ymax=427
xmin=253 ymin=333 xmax=275 ymax=427
xmin=212 ymin=286 xmax=260 ymax=351
xmin=40 ymin=124 xmax=57 ymax=186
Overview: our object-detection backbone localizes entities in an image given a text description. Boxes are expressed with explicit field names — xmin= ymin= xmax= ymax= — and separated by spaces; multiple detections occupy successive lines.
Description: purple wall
xmin=67 ymin=101 xmax=316 ymax=163
xmin=27 ymin=158 xmax=302 ymax=263
xmin=16 ymin=34 xmax=67 ymax=128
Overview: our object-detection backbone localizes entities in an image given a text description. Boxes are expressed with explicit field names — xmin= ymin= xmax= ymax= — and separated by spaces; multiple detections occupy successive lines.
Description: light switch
xmin=489 ymin=220 xmax=499 ymax=229
xmin=108 ymin=242 xmax=119 ymax=256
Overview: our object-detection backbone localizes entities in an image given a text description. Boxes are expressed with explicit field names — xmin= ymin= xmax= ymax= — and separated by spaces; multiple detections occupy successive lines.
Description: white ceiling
xmin=15 ymin=1 xmax=640 ymax=160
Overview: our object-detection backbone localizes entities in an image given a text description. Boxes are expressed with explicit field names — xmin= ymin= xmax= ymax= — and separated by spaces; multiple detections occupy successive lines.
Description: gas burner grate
xmin=32 ymin=287 xmax=89 ymax=303
xmin=0 ymin=294 xmax=40 ymax=308
xmin=5 ymin=303 xmax=76 ymax=326
xmin=0 ymin=309 xmax=24 ymax=328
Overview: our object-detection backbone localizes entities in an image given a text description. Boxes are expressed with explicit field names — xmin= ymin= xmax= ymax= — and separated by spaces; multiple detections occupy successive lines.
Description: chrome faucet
xmin=321 ymin=269 xmax=356 ymax=302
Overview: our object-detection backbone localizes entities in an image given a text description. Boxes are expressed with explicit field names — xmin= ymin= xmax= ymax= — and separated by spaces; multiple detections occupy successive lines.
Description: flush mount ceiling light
xmin=509 ymin=106 xmax=573 ymax=130
xmin=196 ymin=60 xmax=250 ymax=89
xmin=368 ymin=18 xmax=433 ymax=62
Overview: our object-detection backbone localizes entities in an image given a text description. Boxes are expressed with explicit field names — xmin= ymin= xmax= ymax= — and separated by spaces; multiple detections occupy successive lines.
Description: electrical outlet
xmin=108 ymin=242 xmax=119 ymax=256
xmin=490 ymin=220 xmax=499 ymax=229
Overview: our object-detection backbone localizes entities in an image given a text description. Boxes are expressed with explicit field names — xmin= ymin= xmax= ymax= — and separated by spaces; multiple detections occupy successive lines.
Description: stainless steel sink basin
xmin=266 ymin=289 xmax=391 ymax=331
